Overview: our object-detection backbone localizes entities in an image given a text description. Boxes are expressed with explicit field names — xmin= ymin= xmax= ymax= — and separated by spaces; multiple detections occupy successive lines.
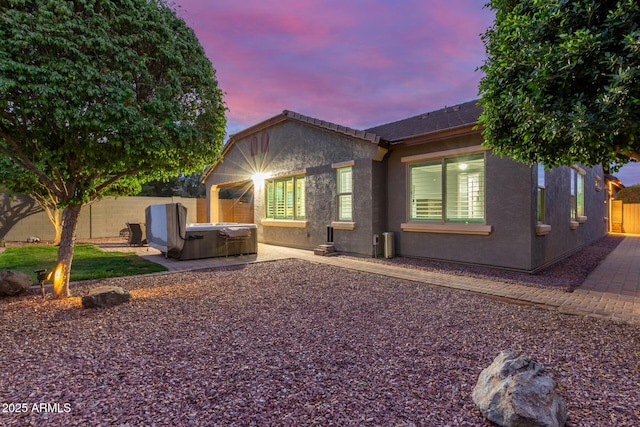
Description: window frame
xmin=537 ymin=163 xmax=546 ymax=224
xmin=570 ymin=167 xmax=586 ymax=222
xmin=264 ymin=175 xmax=306 ymax=221
xmin=408 ymin=153 xmax=486 ymax=224
xmin=336 ymin=166 xmax=353 ymax=222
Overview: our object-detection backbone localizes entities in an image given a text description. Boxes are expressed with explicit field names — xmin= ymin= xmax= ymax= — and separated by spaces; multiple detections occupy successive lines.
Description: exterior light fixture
xmin=459 ymin=163 xmax=468 ymax=170
xmin=34 ymin=269 xmax=53 ymax=299
xmin=251 ymin=172 xmax=271 ymax=189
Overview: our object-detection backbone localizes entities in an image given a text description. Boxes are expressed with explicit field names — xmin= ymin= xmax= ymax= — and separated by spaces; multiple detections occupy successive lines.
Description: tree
xmin=478 ymin=0 xmax=640 ymax=169
xmin=0 ymin=0 xmax=226 ymax=298
xmin=138 ymin=172 xmax=206 ymax=198
xmin=616 ymin=184 xmax=640 ymax=203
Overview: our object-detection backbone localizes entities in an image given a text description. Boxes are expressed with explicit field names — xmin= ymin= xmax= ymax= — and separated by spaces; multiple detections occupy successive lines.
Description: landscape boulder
xmin=82 ymin=286 xmax=131 ymax=308
xmin=472 ymin=350 xmax=567 ymax=427
xmin=0 ymin=270 xmax=33 ymax=296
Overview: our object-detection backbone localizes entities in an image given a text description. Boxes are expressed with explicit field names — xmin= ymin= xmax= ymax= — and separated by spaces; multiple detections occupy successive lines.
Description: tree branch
xmin=0 ymin=131 xmax=66 ymax=199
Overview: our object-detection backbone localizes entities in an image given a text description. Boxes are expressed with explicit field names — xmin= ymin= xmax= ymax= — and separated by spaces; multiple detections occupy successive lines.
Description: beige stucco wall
xmin=1 ymin=193 xmax=205 ymax=242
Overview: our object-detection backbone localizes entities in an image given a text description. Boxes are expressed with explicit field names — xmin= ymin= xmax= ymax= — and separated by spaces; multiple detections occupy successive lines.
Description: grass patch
xmin=0 ymin=245 xmax=167 ymax=283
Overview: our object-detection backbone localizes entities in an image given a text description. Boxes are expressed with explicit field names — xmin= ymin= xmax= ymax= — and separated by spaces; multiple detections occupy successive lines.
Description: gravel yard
xmin=345 ymin=235 xmax=625 ymax=292
xmin=1 ymin=259 xmax=639 ymax=426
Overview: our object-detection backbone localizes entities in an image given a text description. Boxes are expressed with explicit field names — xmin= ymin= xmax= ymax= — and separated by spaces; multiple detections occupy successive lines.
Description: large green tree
xmin=0 ymin=0 xmax=226 ymax=297
xmin=479 ymin=0 xmax=640 ymax=168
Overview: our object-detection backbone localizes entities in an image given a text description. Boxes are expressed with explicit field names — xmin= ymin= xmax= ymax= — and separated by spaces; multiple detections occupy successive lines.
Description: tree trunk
xmin=53 ymin=204 xmax=82 ymax=299
xmin=48 ymin=206 xmax=63 ymax=245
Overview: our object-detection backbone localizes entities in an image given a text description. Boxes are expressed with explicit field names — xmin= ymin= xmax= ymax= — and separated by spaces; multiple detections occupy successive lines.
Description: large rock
xmin=82 ymin=286 xmax=131 ymax=308
xmin=472 ymin=350 xmax=567 ymax=427
xmin=0 ymin=270 xmax=33 ymax=296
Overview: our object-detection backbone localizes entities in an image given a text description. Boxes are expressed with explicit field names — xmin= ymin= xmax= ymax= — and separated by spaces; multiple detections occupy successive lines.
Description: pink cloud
xmin=173 ymin=0 xmax=494 ymax=134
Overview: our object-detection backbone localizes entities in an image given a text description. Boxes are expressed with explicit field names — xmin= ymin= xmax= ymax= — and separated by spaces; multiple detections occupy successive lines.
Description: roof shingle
xmin=365 ymin=99 xmax=481 ymax=142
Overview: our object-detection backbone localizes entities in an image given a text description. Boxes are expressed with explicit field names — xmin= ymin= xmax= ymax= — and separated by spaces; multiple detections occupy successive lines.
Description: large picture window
xmin=410 ymin=154 xmax=485 ymax=223
xmin=265 ymin=175 xmax=305 ymax=220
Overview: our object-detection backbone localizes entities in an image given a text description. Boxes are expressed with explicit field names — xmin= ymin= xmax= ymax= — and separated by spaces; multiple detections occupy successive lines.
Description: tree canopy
xmin=616 ymin=184 xmax=640 ymax=203
xmin=0 ymin=0 xmax=226 ymax=297
xmin=478 ymin=0 xmax=640 ymax=169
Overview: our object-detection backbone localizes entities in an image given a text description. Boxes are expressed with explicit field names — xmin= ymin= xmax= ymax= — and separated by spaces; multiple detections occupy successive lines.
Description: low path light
xmin=34 ymin=269 xmax=53 ymax=299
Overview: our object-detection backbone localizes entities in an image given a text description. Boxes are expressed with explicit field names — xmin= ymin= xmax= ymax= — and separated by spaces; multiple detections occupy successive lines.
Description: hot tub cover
xmin=219 ymin=227 xmax=252 ymax=238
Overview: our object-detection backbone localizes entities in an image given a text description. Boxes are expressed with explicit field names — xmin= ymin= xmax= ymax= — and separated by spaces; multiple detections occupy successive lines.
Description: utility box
xmin=383 ymin=232 xmax=395 ymax=258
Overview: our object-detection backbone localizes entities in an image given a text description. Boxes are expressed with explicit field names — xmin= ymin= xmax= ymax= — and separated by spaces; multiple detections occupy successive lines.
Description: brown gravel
xmin=344 ymin=235 xmax=625 ymax=292
xmin=1 ymin=259 xmax=639 ymax=426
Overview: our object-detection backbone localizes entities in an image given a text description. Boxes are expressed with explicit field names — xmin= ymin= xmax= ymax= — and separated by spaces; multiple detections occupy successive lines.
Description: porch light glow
xmin=459 ymin=163 xmax=468 ymax=170
xmin=251 ymin=172 xmax=271 ymax=189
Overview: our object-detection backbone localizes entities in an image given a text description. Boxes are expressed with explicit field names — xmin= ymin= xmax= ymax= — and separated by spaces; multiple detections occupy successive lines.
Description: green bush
xmin=616 ymin=185 xmax=640 ymax=203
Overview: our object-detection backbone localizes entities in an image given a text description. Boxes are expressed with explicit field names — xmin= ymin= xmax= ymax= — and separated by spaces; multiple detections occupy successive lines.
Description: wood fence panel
xmin=611 ymin=200 xmax=623 ymax=233
xmin=623 ymin=203 xmax=640 ymax=234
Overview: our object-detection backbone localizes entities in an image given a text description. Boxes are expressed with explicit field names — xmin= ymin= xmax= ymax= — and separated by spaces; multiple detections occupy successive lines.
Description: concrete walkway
xmin=107 ymin=236 xmax=640 ymax=326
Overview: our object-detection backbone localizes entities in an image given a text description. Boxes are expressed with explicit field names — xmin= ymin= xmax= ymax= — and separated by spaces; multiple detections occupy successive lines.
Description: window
xmin=410 ymin=161 xmax=442 ymax=220
xmin=410 ymin=154 xmax=485 ymax=223
xmin=570 ymin=168 xmax=585 ymax=220
xmin=537 ymin=163 xmax=545 ymax=223
xmin=337 ymin=167 xmax=352 ymax=221
xmin=577 ymin=173 xmax=584 ymax=217
xmin=265 ymin=175 xmax=305 ymax=220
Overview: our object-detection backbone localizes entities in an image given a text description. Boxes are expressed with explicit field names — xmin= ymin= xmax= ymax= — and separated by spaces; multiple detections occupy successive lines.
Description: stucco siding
xmin=205 ymin=120 xmax=384 ymax=254
xmin=204 ymin=109 xmax=609 ymax=271
xmin=387 ymin=135 xmax=535 ymax=270
xmin=531 ymin=164 xmax=607 ymax=269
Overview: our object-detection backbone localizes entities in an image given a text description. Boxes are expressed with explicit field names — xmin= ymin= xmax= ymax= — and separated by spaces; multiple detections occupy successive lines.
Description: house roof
xmin=283 ymin=111 xmax=381 ymax=144
xmin=227 ymin=110 xmax=381 ymax=146
xmin=203 ymin=100 xmax=483 ymax=182
xmin=365 ymin=99 xmax=482 ymax=143
xmin=202 ymin=110 xmax=383 ymax=183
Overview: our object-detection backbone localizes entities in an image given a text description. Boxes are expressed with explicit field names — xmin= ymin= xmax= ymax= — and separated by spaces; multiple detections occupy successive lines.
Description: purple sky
xmin=173 ymin=0 xmax=640 ymax=186
xmin=173 ymin=0 xmax=493 ymax=133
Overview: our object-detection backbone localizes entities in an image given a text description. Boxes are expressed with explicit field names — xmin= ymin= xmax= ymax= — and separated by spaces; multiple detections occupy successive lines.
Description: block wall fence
xmin=1 ymin=193 xmax=206 ymax=242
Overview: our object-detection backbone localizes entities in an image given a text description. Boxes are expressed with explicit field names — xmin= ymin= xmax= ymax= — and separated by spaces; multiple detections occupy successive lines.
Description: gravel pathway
xmin=1 ymin=259 xmax=638 ymax=426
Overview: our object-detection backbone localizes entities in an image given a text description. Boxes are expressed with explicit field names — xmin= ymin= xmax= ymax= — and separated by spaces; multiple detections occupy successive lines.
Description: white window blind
xmin=295 ymin=177 xmax=305 ymax=219
xmin=410 ymin=162 xmax=442 ymax=220
xmin=265 ymin=175 xmax=305 ymax=220
xmin=445 ymin=155 xmax=484 ymax=222
xmin=409 ymin=153 xmax=485 ymax=223
xmin=337 ymin=167 xmax=352 ymax=221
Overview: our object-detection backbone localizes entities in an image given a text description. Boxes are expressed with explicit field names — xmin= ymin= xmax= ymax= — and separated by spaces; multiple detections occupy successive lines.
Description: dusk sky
xmin=173 ymin=0 xmax=640 ymax=185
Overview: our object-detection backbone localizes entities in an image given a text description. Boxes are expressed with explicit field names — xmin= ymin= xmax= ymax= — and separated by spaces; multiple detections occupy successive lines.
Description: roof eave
xmin=389 ymin=122 xmax=482 ymax=148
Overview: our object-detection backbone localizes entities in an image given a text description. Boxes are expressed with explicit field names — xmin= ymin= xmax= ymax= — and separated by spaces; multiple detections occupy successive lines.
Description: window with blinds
xmin=337 ymin=167 xmax=353 ymax=221
xmin=265 ymin=175 xmax=305 ymax=220
xmin=295 ymin=176 xmax=305 ymax=219
xmin=409 ymin=153 xmax=485 ymax=223
xmin=409 ymin=161 xmax=442 ymax=220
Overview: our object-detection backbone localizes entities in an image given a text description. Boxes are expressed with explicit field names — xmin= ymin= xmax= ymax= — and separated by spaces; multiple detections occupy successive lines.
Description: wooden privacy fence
xmin=611 ymin=200 xmax=640 ymax=234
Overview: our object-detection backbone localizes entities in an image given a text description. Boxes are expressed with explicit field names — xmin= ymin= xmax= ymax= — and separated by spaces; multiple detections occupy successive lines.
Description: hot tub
xmin=145 ymin=203 xmax=257 ymax=260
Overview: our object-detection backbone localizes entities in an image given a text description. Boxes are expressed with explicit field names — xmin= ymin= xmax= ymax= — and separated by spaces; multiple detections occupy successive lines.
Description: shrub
xmin=616 ymin=185 xmax=640 ymax=203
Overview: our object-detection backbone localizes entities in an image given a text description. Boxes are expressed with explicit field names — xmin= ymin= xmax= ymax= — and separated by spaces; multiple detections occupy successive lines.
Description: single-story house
xmin=202 ymin=100 xmax=609 ymax=272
